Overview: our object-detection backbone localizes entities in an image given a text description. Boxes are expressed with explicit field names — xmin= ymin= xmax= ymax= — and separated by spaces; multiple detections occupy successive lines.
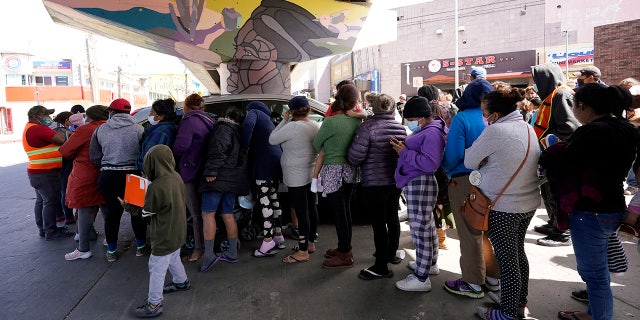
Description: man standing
xmin=574 ymin=66 xmax=605 ymax=91
xmin=23 ymin=105 xmax=73 ymax=240
xmin=531 ymin=63 xmax=581 ymax=246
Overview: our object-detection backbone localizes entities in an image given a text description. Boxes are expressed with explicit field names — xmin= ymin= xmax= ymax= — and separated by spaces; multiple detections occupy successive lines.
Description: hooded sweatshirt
xmin=173 ymin=110 xmax=215 ymax=183
xmin=242 ymin=101 xmax=283 ymax=181
xmin=531 ymin=63 xmax=581 ymax=140
xmin=142 ymin=144 xmax=187 ymax=256
xmin=395 ymin=118 xmax=447 ymax=188
xmin=454 ymin=78 xmax=493 ymax=112
xmin=90 ymin=113 xmax=143 ymax=170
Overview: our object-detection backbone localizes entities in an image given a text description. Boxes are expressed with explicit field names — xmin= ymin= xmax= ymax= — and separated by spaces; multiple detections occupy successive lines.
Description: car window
xmin=204 ymin=101 xmax=242 ymax=118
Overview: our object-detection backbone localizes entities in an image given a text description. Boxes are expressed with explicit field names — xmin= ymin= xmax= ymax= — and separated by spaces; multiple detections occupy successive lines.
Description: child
xmin=121 ymin=144 xmax=190 ymax=318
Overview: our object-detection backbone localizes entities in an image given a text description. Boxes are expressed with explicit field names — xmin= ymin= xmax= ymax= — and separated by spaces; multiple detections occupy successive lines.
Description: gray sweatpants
xmin=77 ymin=206 xmax=98 ymax=252
xmin=148 ymin=248 xmax=188 ymax=304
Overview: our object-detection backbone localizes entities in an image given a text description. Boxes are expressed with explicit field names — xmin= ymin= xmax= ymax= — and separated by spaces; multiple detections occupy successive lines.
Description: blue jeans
xmin=570 ymin=211 xmax=624 ymax=320
xmin=626 ymin=168 xmax=637 ymax=187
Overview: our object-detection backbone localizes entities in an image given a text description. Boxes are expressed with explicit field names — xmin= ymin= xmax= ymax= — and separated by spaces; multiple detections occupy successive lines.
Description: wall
xmin=594 ymin=19 xmax=640 ymax=85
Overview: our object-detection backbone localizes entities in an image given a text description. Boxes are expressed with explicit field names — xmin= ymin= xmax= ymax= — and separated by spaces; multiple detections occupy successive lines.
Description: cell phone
xmin=393 ymin=136 xmax=405 ymax=142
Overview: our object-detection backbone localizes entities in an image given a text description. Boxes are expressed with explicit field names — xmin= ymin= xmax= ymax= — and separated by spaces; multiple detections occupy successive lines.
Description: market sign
xmin=545 ymin=46 xmax=594 ymax=67
xmin=33 ymin=60 xmax=72 ymax=70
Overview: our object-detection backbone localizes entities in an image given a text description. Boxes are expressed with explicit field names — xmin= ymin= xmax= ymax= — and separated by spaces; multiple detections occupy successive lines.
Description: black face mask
xmin=529 ymin=96 xmax=542 ymax=107
xmin=577 ymin=78 xmax=585 ymax=87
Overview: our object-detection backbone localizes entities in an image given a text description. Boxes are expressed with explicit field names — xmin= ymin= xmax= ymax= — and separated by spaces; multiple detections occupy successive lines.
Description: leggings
xmin=256 ymin=180 xmax=282 ymax=238
xmin=326 ymin=183 xmax=354 ymax=253
xmin=288 ymin=184 xmax=318 ymax=251
xmin=98 ymin=170 xmax=147 ymax=245
xmin=363 ymin=184 xmax=401 ymax=268
xmin=487 ymin=210 xmax=535 ymax=319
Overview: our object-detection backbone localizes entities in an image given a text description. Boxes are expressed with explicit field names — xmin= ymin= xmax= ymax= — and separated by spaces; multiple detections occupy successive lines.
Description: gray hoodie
xmin=90 ymin=113 xmax=143 ymax=170
xmin=531 ymin=63 xmax=580 ymax=140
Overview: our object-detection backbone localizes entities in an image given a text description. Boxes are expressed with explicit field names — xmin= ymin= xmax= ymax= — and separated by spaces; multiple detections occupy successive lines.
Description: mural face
xmin=44 ymin=0 xmax=371 ymax=93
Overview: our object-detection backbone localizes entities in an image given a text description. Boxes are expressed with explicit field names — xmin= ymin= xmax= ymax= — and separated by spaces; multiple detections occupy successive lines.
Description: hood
xmin=532 ymin=63 xmax=566 ymax=99
xmin=143 ymin=144 xmax=176 ymax=181
xmin=183 ymin=109 xmax=215 ymax=129
xmin=457 ymin=79 xmax=493 ymax=111
xmin=495 ymin=110 xmax=526 ymax=124
xmin=246 ymin=101 xmax=271 ymax=115
xmin=107 ymin=113 xmax=137 ymax=129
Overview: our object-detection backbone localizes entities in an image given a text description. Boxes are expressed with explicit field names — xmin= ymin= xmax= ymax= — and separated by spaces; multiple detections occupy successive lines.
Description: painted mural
xmin=44 ymin=0 xmax=371 ymax=93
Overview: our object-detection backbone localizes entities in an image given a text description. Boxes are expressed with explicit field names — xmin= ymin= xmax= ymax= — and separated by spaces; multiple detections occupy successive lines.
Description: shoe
xmin=536 ymin=233 xmax=572 ymax=247
xmin=45 ymin=230 xmax=74 ymax=241
xmin=200 ymin=255 xmax=219 ymax=272
xmin=571 ymin=289 xmax=589 ymax=303
xmin=444 ymin=278 xmax=484 ymax=298
xmin=64 ymin=217 xmax=76 ymax=225
xmin=218 ymin=252 xmax=238 ymax=263
xmin=619 ymin=223 xmax=640 ymax=239
xmin=485 ymin=278 xmax=501 ymax=292
xmin=274 ymin=235 xmax=286 ymax=250
xmin=322 ymin=250 xmax=354 ymax=269
xmin=132 ymin=300 xmax=163 ymax=318
xmin=325 ymin=245 xmax=351 ymax=258
xmin=163 ymin=280 xmax=191 ymax=293
xmin=103 ymin=238 xmax=108 ymax=246
xmin=475 ymin=306 xmax=514 ymax=320
xmin=238 ymin=195 xmax=255 ymax=209
xmin=106 ymin=250 xmax=118 ymax=262
xmin=395 ymin=274 xmax=431 ymax=292
xmin=65 ymin=249 xmax=92 ymax=261
xmin=533 ymin=222 xmax=555 ymax=235
xmin=624 ymin=185 xmax=638 ymax=195
xmin=437 ymin=228 xmax=448 ymax=249
xmin=74 ymin=233 xmax=80 ymax=241
xmin=358 ymin=267 xmax=393 ymax=280
xmin=283 ymin=225 xmax=300 ymax=240
xmin=136 ymin=244 xmax=151 ymax=257
xmin=388 ymin=256 xmax=403 ymax=264
xmin=56 ymin=216 xmax=65 ymax=223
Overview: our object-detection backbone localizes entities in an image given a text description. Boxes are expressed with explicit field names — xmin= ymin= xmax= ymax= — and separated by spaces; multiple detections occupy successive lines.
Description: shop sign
xmin=545 ymin=46 xmax=594 ymax=67
xmin=3 ymin=55 xmax=22 ymax=72
xmin=33 ymin=60 xmax=72 ymax=70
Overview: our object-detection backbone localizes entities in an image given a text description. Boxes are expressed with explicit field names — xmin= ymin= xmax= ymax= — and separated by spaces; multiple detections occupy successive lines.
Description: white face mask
xmin=148 ymin=116 xmax=159 ymax=126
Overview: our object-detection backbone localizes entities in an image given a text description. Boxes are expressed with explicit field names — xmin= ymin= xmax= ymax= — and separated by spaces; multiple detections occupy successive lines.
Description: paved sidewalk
xmin=0 ymin=157 xmax=638 ymax=319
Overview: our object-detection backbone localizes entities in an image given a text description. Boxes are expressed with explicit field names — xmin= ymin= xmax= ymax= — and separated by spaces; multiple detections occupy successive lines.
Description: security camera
xmin=462 ymin=40 xmax=467 ymax=44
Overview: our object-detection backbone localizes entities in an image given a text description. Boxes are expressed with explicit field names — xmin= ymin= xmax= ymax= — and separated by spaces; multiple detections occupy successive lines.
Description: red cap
xmin=108 ymin=98 xmax=131 ymax=112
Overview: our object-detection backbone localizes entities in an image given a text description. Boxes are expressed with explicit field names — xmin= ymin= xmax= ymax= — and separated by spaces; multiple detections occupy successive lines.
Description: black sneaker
xmin=533 ymin=223 xmax=555 ymax=235
xmin=536 ymin=233 xmax=572 ymax=247
xmin=571 ymin=290 xmax=589 ymax=303
xmin=132 ymin=300 xmax=163 ymax=318
xmin=45 ymin=230 xmax=74 ymax=241
xmin=163 ymin=280 xmax=191 ymax=293
xmin=136 ymin=244 xmax=151 ymax=257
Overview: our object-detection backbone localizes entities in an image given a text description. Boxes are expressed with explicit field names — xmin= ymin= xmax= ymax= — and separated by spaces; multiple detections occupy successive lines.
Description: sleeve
xmin=552 ymin=91 xmax=580 ymax=141
xmin=203 ymin=126 xmax=231 ymax=177
xmin=442 ymin=115 xmax=466 ymax=172
xmin=464 ymin=129 xmax=503 ymax=169
xmin=241 ymin=110 xmax=257 ymax=149
xmin=399 ymin=129 xmax=444 ymax=174
xmin=172 ymin=121 xmax=193 ymax=157
xmin=313 ymin=120 xmax=331 ymax=152
xmin=89 ymin=128 xmax=103 ymax=167
xmin=58 ymin=128 xmax=85 ymax=159
xmin=347 ymin=124 xmax=370 ymax=166
xmin=268 ymin=119 xmax=290 ymax=146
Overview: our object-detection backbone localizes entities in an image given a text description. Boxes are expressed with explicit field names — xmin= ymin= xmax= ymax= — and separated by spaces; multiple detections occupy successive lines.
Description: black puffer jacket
xmin=348 ymin=114 xmax=407 ymax=187
xmin=199 ymin=119 xmax=250 ymax=195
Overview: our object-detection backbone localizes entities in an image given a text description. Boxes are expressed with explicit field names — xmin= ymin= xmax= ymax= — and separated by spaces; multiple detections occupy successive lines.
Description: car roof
xmin=203 ymin=94 xmax=328 ymax=113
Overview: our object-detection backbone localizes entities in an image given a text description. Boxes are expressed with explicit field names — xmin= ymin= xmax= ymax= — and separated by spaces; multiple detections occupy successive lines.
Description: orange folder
xmin=124 ymin=174 xmax=150 ymax=207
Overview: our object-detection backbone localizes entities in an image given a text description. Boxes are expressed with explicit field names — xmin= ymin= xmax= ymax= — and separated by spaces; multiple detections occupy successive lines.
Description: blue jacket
xmin=455 ymin=78 xmax=493 ymax=111
xmin=442 ymin=108 xmax=486 ymax=177
xmin=137 ymin=120 xmax=177 ymax=173
xmin=242 ymin=101 xmax=283 ymax=181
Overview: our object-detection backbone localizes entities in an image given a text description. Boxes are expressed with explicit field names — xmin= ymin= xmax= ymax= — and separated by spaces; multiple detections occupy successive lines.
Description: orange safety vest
xmin=22 ymin=123 xmax=62 ymax=170
xmin=532 ymin=85 xmax=572 ymax=141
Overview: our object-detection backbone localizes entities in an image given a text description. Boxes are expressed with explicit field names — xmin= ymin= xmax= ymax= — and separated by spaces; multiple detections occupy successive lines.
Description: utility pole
xmin=85 ymin=35 xmax=95 ymax=103
xmin=117 ymin=66 xmax=122 ymax=98
xmin=454 ymin=0 xmax=459 ymax=89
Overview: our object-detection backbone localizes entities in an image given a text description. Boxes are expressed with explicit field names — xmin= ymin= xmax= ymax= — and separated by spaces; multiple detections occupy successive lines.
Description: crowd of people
xmin=21 ymin=64 xmax=640 ymax=319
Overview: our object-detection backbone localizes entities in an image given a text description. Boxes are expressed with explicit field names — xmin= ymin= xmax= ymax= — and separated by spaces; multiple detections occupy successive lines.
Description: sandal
xmin=292 ymin=244 xmax=316 ymax=254
xmin=558 ymin=311 xmax=591 ymax=320
xmin=252 ymin=240 xmax=278 ymax=257
xmin=187 ymin=251 xmax=203 ymax=262
xmin=282 ymin=254 xmax=309 ymax=263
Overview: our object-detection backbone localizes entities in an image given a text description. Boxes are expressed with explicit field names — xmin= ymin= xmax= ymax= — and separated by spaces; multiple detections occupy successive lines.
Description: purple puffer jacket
xmin=395 ymin=118 xmax=447 ymax=188
xmin=348 ymin=114 xmax=407 ymax=187
xmin=173 ymin=110 xmax=215 ymax=183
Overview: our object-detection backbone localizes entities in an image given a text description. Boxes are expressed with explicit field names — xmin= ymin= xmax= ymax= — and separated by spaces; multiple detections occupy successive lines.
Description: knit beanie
xmin=403 ymin=96 xmax=432 ymax=118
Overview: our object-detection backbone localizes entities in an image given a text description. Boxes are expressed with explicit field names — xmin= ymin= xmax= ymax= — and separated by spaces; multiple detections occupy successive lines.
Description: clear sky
xmin=0 ymin=0 xmax=187 ymax=75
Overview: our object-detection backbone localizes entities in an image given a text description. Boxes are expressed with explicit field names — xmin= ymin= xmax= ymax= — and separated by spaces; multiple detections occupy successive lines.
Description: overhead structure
xmin=43 ymin=0 xmax=396 ymax=94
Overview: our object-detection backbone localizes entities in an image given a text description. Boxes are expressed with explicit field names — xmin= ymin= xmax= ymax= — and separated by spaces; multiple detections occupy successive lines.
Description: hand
xmin=117 ymin=197 xmax=127 ymax=205
xmin=390 ymin=137 xmax=405 ymax=154
xmin=205 ymin=176 xmax=217 ymax=182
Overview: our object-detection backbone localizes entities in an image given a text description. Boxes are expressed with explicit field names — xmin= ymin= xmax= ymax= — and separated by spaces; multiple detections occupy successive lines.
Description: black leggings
xmin=326 ymin=183 xmax=354 ymax=253
xmin=98 ymin=170 xmax=147 ymax=245
xmin=288 ymin=184 xmax=318 ymax=251
xmin=363 ymin=185 xmax=401 ymax=268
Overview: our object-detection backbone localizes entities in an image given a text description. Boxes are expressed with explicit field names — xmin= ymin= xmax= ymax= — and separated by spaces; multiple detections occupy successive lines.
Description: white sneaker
xmin=65 ymin=249 xmax=92 ymax=261
xmin=407 ymin=261 xmax=440 ymax=275
xmin=395 ymin=274 xmax=431 ymax=292
xmin=103 ymin=238 xmax=108 ymax=246
xmin=74 ymin=233 xmax=79 ymax=241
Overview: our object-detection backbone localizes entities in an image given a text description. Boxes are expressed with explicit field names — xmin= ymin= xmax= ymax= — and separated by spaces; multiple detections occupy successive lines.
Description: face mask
xmin=529 ymin=96 xmax=542 ymax=107
xmin=148 ymin=116 xmax=159 ymax=126
xmin=532 ymin=84 xmax=538 ymax=92
xmin=41 ymin=117 xmax=53 ymax=126
xmin=577 ymin=78 xmax=585 ymax=87
xmin=407 ymin=120 xmax=421 ymax=133
xmin=82 ymin=116 xmax=88 ymax=125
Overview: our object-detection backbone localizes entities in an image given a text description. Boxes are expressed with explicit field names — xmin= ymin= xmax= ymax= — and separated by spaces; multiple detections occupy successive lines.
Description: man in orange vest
xmin=23 ymin=105 xmax=74 ymax=240
xmin=530 ymin=63 xmax=580 ymax=247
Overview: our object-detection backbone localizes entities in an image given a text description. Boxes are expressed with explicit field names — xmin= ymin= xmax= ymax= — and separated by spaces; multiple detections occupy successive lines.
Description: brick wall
xmin=594 ymin=19 xmax=640 ymax=85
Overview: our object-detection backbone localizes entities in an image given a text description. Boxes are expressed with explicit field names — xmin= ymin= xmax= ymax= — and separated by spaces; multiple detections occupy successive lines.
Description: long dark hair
xmin=575 ymin=83 xmax=631 ymax=119
xmin=482 ymin=88 xmax=523 ymax=115
xmin=331 ymin=84 xmax=359 ymax=113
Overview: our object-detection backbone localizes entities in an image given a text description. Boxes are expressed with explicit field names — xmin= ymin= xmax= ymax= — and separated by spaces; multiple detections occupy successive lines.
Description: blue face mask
xmin=533 ymin=84 xmax=538 ymax=92
xmin=41 ymin=117 xmax=53 ymax=126
xmin=407 ymin=120 xmax=421 ymax=133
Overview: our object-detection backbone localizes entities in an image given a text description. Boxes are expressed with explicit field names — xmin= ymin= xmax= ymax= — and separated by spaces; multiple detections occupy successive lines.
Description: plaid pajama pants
xmin=403 ymin=174 xmax=439 ymax=281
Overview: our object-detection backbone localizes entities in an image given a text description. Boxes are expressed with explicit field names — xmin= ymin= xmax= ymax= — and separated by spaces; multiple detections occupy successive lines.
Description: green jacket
xmin=142 ymin=145 xmax=187 ymax=256
xmin=313 ymin=114 xmax=361 ymax=165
